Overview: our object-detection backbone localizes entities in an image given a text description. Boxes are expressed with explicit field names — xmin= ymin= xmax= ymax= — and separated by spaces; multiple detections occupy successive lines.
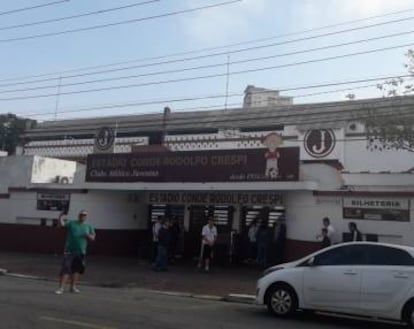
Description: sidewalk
xmin=0 ymin=252 xmax=259 ymax=297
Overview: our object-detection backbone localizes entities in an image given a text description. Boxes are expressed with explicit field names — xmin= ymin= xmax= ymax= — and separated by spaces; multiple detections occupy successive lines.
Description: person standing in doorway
xmin=55 ymin=210 xmax=95 ymax=295
xmin=247 ymin=218 xmax=258 ymax=263
xmin=274 ymin=215 xmax=287 ymax=264
xmin=198 ymin=216 xmax=217 ymax=272
xmin=169 ymin=216 xmax=181 ymax=264
xmin=151 ymin=216 xmax=162 ymax=264
xmin=349 ymin=222 xmax=363 ymax=241
xmin=256 ymin=221 xmax=271 ymax=269
xmin=154 ymin=218 xmax=170 ymax=271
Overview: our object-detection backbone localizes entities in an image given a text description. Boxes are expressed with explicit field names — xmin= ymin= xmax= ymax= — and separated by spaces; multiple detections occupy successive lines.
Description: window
xmin=365 ymin=245 xmax=414 ymax=266
xmin=315 ymin=245 xmax=367 ymax=266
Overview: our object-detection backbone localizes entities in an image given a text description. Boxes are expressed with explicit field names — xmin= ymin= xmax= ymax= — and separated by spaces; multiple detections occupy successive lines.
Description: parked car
xmin=256 ymin=242 xmax=414 ymax=327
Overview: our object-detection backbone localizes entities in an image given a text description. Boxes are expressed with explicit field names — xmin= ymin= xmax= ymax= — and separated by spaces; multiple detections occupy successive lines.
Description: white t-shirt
xmin=248 ymin=225 xmax=258 ymax=242
xmin=202 ymin=224 xmax=217 ymax=245
xmin=326 ymin=224 xmax=335 ymax=243
xmin=152 ymin=222 xmax=161 ymax=242
xmin=317 ymin=224 xmax=336 ymax=243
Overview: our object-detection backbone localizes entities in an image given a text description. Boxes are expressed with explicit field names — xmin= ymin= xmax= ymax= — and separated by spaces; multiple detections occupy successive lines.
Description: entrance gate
xmin=240 ymin=205 xmax=286 ymax=263
xmin=148 ymin=204 xmax=185 ymax=257
xmin=187 ymin=205 xmax=234 ymax=263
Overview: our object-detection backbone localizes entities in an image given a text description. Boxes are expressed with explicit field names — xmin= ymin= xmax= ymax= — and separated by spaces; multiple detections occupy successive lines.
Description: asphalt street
xmin=0 ymin=276 xmax=405 ymax=329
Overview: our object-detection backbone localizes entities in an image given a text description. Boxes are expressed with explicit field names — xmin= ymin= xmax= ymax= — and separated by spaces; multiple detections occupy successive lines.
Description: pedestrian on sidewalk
xmin=349 ymin=222 xmax=363 ymax=241
xmin=168 ymin=216 xmax=181 ymax=264
xmin=198 ymin=216 xmax=217 ymax=272
xmin=151 ymin=216 xmax=162 ymax=264
xmin=247 ymin=218 xmax=258 ymax=263
xmin=273 ymin=215 xmax=287 ymax=264
xmin=55 ymin=210 xmax=96 ymax=295
xmin=154 ymin=218 xmax=170 ymax=271
xmin=256 ymin=221 xmax=271 ymax=269
xmin=320 ymin=217 xmax=336 ymax=243
xmin=319 ymin=228 xmax=332 ymax=249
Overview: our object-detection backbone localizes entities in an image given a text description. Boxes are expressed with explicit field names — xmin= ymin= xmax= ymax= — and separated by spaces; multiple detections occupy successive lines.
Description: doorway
xmin=240 ymin=205 xmax=286 ymax=264
xmin=148 ymin=204 xmax=185 ymax=257
xmin=187 ymin=205 xmax=234 ymax=263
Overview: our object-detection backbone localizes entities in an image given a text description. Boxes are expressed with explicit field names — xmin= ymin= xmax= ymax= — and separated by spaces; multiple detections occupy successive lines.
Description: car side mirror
xmin=307 ymin=257 xmax=316 ymax=267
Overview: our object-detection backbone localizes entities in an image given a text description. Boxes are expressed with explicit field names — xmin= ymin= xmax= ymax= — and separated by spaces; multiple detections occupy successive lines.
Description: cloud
xmin=181 ymin=0 xmax=413 ymax=46
xmin=336 ymin=0 xmax=413 ymax=17
xmin=294 ymin=0 xmax=413 ymax=27
xmin=181 ymin=0 xmax=268 ymax=45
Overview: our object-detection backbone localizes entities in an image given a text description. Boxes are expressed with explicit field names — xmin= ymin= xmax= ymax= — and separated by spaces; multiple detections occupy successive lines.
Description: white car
xmin=256 ymin=242 xmax=414 ymax=327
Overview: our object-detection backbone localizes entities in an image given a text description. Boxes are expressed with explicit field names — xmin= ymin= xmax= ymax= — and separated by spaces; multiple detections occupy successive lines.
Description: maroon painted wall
xmin=0 ymin=224 xmax=319 ymax=261
xmin=0 ymin=224 xmax=148 ymax=256
xmin=285 ymin=239 xmax=320 ymax=261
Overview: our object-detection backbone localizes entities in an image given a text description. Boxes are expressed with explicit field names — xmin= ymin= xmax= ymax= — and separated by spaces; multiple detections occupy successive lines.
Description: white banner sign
xmin=343 ymin=198 xmax=409 ymax=210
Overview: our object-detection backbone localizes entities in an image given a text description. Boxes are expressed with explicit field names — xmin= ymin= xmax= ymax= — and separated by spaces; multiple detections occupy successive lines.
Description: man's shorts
xmin=60 ymin=252 xmax=86 ymax=275
xmin=202 ymin=244 xmax=214 ymax=260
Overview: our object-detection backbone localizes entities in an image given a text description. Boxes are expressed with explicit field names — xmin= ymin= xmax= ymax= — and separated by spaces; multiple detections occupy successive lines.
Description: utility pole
xmin=54 ymin=75 xmax=62 ymax=121
xmin=224 ymin=54 xmax=230 ymax=110
xmin=162 ymin=106 xmax=171 ymax=145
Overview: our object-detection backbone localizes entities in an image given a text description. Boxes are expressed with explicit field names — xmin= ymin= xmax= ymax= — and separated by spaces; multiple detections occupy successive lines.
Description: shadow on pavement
xmin=245 ymin=308 xmax=404 ymax=329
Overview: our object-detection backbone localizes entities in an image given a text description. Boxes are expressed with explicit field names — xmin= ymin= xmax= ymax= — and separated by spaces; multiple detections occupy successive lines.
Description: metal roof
xmin=24 ymin=95 xmax=414 ymax=138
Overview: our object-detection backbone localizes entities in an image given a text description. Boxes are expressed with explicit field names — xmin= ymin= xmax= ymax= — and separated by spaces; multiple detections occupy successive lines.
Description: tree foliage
xmin=0 ymin=113 xmax=36 ymax=155
xmin=366 ymin=115 xmax=414 ymax=152
xmin=366 ymin=49 xmax=414 ymax=152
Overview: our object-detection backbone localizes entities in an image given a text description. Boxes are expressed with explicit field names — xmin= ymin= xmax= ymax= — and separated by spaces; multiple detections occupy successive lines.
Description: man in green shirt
xmin=55 ymin=210 xmax=96 ymax=295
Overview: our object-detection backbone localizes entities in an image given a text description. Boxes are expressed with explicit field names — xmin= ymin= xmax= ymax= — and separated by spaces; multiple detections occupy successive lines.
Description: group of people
xmin=247 ymin=215 xmax=286 ymax=268
xmin=151 ymin=216 xmax=181 ymax=271
xmin=52 ymin=209 xmax=368 ymax=295
xmin=317 ymin=217 xmax=363 ymax=248
xmin=152 ymin=215 xmax=218 ymax=272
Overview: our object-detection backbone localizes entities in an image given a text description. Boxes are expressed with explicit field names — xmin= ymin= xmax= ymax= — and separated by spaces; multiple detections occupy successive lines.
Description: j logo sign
xmin=304 ymin=129 xmax=336 ymax=158
xmin=94 ymin=127 xmax=115 ymax=153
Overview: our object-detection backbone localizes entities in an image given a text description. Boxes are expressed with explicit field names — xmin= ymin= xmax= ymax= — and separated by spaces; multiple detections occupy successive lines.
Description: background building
xmin=243 ymin=85 xmax=293 ymax=108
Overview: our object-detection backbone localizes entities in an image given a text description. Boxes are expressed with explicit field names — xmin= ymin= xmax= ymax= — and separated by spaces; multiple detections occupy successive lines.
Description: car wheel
xmin=266 ymin=284 xmax=298 ymax=317
xmin=403 ymin=301 xmax=414 ymax=328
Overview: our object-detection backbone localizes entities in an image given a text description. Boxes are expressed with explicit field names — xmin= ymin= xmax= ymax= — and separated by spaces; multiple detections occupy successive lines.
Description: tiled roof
xmin=24 ymin=95 xmax=414 ymax=138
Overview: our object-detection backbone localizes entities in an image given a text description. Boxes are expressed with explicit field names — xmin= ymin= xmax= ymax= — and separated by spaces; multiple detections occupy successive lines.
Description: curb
xmin=3 ymin=272 xmax=48 ymax=280
xmin=142 ymin=289 xmax=224 ymax=302
xmin=0 ymin=270 xmax=254 ymax=305
xmin=193 ymin=294 xmax=224 ymax=301
xmin=224 ymin=294 xmax=256 ymax=304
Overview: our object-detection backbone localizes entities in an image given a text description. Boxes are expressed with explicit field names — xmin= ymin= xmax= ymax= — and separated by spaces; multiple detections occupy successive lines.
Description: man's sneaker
xmin=55 ymin=288 xmax=64 ymax=295
xmin=70 ymin=287 xmax=81 ymax=293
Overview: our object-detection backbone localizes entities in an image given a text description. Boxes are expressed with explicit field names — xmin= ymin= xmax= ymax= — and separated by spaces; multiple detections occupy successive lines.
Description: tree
xmin=365 ymin=49 xmax=414 ymax=152
xmin=0 ymin=114 xmax=36 ymax=155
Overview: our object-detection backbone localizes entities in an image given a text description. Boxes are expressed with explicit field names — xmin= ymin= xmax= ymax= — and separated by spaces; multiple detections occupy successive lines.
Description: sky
xmin=0 ymin=0 xmax=413 ymax=121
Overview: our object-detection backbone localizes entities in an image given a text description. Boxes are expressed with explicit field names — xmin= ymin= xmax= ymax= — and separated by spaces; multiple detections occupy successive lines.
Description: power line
xmin=0 ymin=0 xmax=160 ymax=32
xmin=0 ymin=0 xmax=242 ymax=43
xmin=0 ymin=42 xmax=413 ymax=101
xmin=0 ymin=0 xmax=161 ymax=31
xmin=2 ymin=6 xmax=414 ymax=84
xmin=0 ymin=0 xmax=69 ymax=16
xmin=292 ymin=79 xmax=414 ymax=99
xmin=0 ymin=29 xmax=413 ymax=93
xmin=14 ymin=73 xmax=413 ymax=118
xmin=3 ymin=14 xmax=414 ymax=89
